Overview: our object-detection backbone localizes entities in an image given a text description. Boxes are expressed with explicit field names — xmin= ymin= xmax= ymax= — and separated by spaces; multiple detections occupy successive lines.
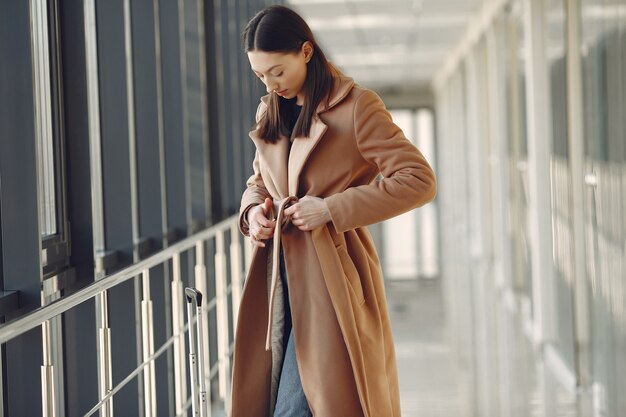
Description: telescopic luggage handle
xmin=185 ymin=287 xmax=208 ymax=417
xmin=185 ymin=287 xmax=203 ymax=307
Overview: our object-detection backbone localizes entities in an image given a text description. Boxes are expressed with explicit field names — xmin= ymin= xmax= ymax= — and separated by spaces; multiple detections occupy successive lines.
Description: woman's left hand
xmin=284 ymin=196 xmax=331 ymax=231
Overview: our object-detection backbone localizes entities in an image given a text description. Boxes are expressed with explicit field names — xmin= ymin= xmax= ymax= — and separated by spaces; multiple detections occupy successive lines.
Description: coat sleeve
xmin=323 ymin=89 xmax=437 ymax=233
xmin=239 ymin=104 xmax=272 ymax=236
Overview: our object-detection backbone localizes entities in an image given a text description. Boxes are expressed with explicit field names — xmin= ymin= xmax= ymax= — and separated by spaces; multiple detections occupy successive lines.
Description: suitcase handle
xmin=185 ymin=287 xmax=203 ymax=307
xmin=185 ymin=287 xmax=208 ymax=417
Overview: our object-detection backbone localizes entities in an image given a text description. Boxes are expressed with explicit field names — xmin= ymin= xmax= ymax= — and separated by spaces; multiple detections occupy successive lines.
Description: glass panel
xmin=384 ymin=110 xmax=418 ymax=280
xmin=581 ymin=0 xmax=624 ymax=162
xmin=31 ymin=0 xmax=57 ymax=237
xmin=546 ymin=0 xmax=577 ymax=370
xmin=504 ymin=0 xmax=532 ymax=307
xmin=184 ymin=0 xmax=209 ymax=225
xmin=580 ymin=0 xmax=625 ymax=415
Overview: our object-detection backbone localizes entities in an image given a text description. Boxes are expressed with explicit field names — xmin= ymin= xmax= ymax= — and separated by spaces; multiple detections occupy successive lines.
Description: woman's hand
xmin=284 ymin=196 xmax=331 ymax=231
xmin=248 ymin=198 xmax=276 ymax=248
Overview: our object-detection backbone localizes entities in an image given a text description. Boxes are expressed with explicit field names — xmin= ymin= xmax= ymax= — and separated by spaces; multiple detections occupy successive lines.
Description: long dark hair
xmin=243 ymin=5 xmax=338 ymax=143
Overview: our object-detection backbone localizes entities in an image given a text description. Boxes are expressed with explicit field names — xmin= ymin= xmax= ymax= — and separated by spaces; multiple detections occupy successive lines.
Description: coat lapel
xmin=248 ymin=127 xmax=289 ymax=198
xmin=288 ymin=118 xmax=327 ymax=196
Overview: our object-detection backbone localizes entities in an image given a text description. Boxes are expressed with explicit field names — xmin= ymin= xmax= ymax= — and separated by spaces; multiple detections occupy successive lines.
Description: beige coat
xmin=231 ymin=76 xmax=437 ymax=417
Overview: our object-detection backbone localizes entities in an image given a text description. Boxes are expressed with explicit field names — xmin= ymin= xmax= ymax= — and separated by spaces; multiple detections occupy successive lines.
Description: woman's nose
xmin=265 ymin=81 xmax=278 ymax=93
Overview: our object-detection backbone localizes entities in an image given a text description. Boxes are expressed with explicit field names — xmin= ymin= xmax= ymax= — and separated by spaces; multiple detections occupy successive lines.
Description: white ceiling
xmin=287 ymin=0 xmax=483 ymax=94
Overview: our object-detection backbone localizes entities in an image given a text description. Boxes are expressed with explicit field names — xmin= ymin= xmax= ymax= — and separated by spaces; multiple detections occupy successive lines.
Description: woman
xmin=232 ymin=5 xmax=437 ymax=417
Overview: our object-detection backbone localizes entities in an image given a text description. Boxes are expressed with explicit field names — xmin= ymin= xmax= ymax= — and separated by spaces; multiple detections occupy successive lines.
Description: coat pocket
xmin=335 ymin=244 xmax=365 ymax=306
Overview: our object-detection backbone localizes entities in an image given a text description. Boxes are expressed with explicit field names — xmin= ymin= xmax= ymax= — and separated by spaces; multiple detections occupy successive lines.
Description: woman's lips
xmin=276 ymin=89 xmax=288 ymax=96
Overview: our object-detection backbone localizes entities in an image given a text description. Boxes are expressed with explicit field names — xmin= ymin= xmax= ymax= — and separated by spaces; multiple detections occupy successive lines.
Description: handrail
xmin=83 ymin=288 xmax=231 ymax=417
xmin=84 ymin=317 xmax=192 ymax=417
xmin=0 ymin=214 xmax=239 ymax=345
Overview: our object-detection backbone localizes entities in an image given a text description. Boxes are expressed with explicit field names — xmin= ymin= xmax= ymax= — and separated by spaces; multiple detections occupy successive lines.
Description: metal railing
xmin=0 ymin=214 xmax=251 ymax=417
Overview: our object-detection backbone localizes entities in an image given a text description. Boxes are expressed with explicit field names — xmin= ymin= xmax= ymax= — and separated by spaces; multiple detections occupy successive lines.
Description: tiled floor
xmin=386 ymin=278 xmax=471 ymax=417
xmin=385 ymin=277 xmax=582 ymax=417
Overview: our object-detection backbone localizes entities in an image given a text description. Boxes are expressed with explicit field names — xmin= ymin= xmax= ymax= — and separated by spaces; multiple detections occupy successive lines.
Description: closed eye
xmin=256 ymin=71 xmax=283 ymax=79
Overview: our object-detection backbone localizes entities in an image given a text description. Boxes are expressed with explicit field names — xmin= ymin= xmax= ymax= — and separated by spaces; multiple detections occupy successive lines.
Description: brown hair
xmin=243 ymin=5 xmax=338 ymax=143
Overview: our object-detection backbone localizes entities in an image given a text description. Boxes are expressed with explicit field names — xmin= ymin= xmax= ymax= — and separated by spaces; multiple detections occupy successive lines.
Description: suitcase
xmin=185 ymin=287 xmax=208 ymax=417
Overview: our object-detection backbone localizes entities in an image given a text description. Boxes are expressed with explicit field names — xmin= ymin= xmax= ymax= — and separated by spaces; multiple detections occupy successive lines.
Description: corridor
xmin=387 ymin=278 xmax=469 ymax=417
xmin=387 ymin=276 xmax=580 ymax=417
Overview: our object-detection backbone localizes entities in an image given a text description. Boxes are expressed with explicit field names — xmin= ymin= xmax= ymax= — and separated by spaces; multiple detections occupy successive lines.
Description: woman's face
xmin=248 ymin=42 xmax=313 ymax=105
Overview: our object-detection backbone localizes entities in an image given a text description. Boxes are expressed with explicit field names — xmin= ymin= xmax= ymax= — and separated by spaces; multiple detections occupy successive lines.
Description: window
xmin=31 ymin=0 xmax=70 ymax=278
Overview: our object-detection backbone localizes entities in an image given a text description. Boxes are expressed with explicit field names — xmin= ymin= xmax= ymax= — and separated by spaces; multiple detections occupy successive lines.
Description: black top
xmin=284 ymin=98 xmax=302 ymax=140
xmin=284 ymin=98 xmax=302 ymax=158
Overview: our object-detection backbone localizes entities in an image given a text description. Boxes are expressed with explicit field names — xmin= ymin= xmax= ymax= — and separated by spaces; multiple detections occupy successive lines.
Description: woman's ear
xmin=302 ymin=41 xmax=314 ymax=63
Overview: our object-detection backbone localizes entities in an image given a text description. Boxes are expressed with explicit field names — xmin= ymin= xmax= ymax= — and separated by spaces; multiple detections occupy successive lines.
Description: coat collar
xmin=257 ymin=75 xmax=355 ymax=115
xmin=249 ymin=76 xmax=355 ymax=197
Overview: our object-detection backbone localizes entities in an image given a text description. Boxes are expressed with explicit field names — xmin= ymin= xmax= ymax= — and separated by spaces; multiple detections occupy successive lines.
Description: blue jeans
xmin=274 ymin=248 xmax=312 ymax=417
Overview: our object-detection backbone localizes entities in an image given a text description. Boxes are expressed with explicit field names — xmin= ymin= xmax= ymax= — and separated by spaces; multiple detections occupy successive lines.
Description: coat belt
xmin=265 ymin=196 xmax=299 ymax=351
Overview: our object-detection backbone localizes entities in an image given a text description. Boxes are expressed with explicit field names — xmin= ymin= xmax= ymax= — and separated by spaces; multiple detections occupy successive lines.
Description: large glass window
xmin=581 ymin=0 xmax=625 ymax=162
xmin=580 ymin=0 xmax=625 ymax=415
xmin=503 ymin=0 xmax=532 ymax=304
xmin=31 ymin=0 xmax=70 ymax=276
xmin=32 ymin=0 xmax=57 ymax=237
xmin=545 ymin=0 xmax=577 ymax=371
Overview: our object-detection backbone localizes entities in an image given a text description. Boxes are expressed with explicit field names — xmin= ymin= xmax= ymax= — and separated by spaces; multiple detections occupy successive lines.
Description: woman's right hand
xmin=248 ymin=198 xmax=276 ymax=248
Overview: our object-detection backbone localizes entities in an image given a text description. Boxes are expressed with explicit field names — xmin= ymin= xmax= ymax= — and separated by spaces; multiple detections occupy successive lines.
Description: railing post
xmin=41 ymin=318 xmax=56 ymax=417
xmin=84 ymin=0 xmax=113 ymax=412
xmin=141 ymin=270 xmax=157 ymax=417
xmin=96 ymin=291 xmax=114 ymax=417
xmin=40 ymin=279 xmax=66 ymax=417
xmin=215 ymin=231 xmax=231 ymax=412
xmin=30 ymin=0 xmax=60 ymax=408
xmin=171 ymin=253 xmax=187 ymax=415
